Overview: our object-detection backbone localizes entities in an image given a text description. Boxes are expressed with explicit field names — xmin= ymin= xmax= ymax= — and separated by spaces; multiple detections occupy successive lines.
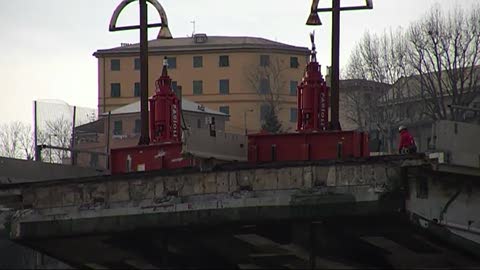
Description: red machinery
xmin=149 ymin=59 xmax=181 ymax=144
xmin=110 ymin=59 xmax=191 ymax=174
xmin=248 ymin=34 xmax=369 ymax=163
xmin=297 ymin=36 xmax=329 ymax=132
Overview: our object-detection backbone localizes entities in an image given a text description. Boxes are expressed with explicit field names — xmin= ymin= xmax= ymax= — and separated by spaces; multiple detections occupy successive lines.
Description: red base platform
xmin=110 ymin=142 xmax=192 ymax=174
xmin=248 ymin=131 xmax=369 ymax=163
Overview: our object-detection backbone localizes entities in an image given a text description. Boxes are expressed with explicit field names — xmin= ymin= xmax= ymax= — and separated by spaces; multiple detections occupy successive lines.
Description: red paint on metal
xmin=111 ymin=60 xmax=190 ymax=174
xmin=149 ymin=60 xmax=181 ymax=144
xmin=110 ymin=143 xmax=191 ymax=174
xmin=248 ymin=34 xmax=369 ymax=163
xmin=297 ymin=36 xmax=329 ymax=132
xmin=248 ymin=131 xmax=369 ymax=163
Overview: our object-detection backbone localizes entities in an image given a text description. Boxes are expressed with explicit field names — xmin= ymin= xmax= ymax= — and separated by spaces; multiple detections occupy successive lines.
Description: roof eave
xmin=93 ymin=45 xmax=309 ymax=58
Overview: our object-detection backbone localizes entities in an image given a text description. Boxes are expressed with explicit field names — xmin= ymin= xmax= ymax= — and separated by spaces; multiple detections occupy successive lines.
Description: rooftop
xmin=105 ymin=97 xmax=228 ymax=117
xmin=94 ymin=35 xmax=309 ymax=57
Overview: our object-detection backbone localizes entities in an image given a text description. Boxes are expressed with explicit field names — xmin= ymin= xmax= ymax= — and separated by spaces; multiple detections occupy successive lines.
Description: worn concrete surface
xmin=1 ymin=156 xmax=422 ymax=241
xmin=4 ymin=155 xmax=479 ymax=269
xmin=432 ymin=121 xmax=480 ymax=168
xmin=406 ymin=166 xmax=480 ymax=257
xmin=0 ymin=157 xmax=106 ymax=184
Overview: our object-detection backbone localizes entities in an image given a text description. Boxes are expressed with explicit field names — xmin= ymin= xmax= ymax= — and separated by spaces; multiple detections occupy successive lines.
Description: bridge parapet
xmin=2 ymin=155 xmax=425 ymax=240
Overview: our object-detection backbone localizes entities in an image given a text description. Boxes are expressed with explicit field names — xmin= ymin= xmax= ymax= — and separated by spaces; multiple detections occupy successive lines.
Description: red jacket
xmin=399 ymin=130 xmax=415 ymax=151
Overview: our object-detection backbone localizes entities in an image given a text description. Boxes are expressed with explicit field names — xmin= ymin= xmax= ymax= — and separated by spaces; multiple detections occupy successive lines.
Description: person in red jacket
xmin=398 ymin=126 xmax=417 ymax=154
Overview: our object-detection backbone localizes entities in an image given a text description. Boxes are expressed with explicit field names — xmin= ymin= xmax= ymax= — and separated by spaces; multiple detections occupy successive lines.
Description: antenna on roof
xmin=190 ymin=20 xmax=196 ymax=37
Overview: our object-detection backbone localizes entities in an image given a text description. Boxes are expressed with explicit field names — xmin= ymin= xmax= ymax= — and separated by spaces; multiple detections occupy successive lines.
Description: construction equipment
xmin=248 ymin=34 xmax=369 ymax=163
xmin=110 ymin=59 xmax=191 ymax=174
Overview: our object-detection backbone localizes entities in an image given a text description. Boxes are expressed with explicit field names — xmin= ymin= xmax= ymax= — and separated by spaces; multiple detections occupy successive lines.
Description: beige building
xmin=74 ymin=98 xmax=248 ymax=169
xmin=339 ymin=79 xmax=390 ymax=131
xmin=93 ymin=34 xmax=309 ymax=134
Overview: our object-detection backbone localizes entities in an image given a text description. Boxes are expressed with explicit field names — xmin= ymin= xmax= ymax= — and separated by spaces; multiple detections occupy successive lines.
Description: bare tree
xmin=408 ymin=5 xmax=480 ymax=121
xmin=245 ymin=56 xmax=288 ymax=133
xmin=345 ymin=30 xmax=417 ymax=152
xmin=0 ymin=122 xmax=34 ymax=160
xmin=38 ymin=116 xmax=72 ymax=163
xmin=344 ymin=3 xmax=480 ymax=152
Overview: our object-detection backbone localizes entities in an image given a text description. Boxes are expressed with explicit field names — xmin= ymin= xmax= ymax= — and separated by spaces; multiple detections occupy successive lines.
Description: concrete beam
xmin=11 ymin=200 xmax=393 ymax=240
xmin=85 ymin=263 xmax=109 ymax=270
xmin=124 ymin=260 xmax=159 ymax=269
xmin=6 ymin=158 xmax=413 ymax=240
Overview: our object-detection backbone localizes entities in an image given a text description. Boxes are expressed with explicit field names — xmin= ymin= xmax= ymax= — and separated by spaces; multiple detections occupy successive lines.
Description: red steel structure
xmin=149 ymin=58 xmax=182 ymax=144
xmin=248 ymin=34 xmax=369 ymax=163
xmin=111 ymin=59 xmax=191 ymax=174
xmin=297 ymin=34 xmax=329 ymax=132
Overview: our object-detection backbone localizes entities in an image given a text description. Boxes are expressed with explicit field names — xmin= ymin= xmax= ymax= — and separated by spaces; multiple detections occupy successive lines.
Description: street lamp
xmin=109 ymin=0 xmax=172 ymax=146
xmin=244 ymin=109 xmax=254 ymax=135
xmin=306 ymin=0 xmax=373 ymax=131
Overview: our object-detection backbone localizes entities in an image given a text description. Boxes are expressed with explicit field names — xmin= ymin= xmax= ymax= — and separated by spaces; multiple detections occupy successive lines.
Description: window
xmin=260 ymin=55 xmax=270 ymax=67
xmin=197 ymin=118 xmax=202 ymax=128
xmin=113 ymin=120 xmax=123 ymax=135
xmin=134 ymin=82 xmax=140 ymax=97
xmin=134 ymin=119 xmax=141 ymax=133
xmin=90 ymin=153 xmax=99 ymax=168
xmin=219 ymin=55 xmax=229 ymax=67
xmin=193 ymin=56 xmax=203 ymax=68
xmin=260 ymin=104 xmax=271 ymax=121
xmin=134 ymin=58 xmax=140 ymax=70
xmin=219 ymin=106 xmax=230 ymax=115
xmin=290 ymin=108 xmax=298 ymax=123
xmin=172 ymin=81 xmax=178 ymax=91
xmin=219 ymin=79 xmax=229 ymax=95
xmin=167 ymin=57 xmax=176 ymax=69
xmin=260 ymin=78 xmax=270 ymax=94
xmin=172 ymin=81 xmax=182 ymax=98
xmin=416 ymin=178 xmax=429 ymax=199
xmin=111 ymin=83 xmax=121 ymax=97
xmin=290 ymin=81 xmax=298 ymax=96
xmin=193 ymin=80 xmax=203 ymax=95
xmin=290 ymin=57 xmax=299 ymax=68
xmin=111 ymin=59 xmax=120 ymax=71
xmin=219 ymin=106 xmax=230 ymax=121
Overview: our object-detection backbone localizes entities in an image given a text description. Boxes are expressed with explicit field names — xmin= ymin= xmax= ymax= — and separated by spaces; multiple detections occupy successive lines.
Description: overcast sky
xmin=0 ymin=0 xmax=477 ymax=125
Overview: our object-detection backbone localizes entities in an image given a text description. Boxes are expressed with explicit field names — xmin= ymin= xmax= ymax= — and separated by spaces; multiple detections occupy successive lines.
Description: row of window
xmin=111 ymin=58 xmax=176 ymax=71
xmin=110 ymin=55 xmax=300 ymax=71
xmin=261 ymin=106 xmax=297 ymax=122
xmin=110 ymin=80 xmax=299 ymax=97
xmin=217 ymin=105 xmax=298 ymax=123
xmin=112 ymin=119 xmax=141 ymax=135
xmin=113 ymin=104 xmax=298 ymax=135
xmin=113 ymin=116 xmax=218 ymax=135
xmin=111 ymin=107 xmax=298 ymax=135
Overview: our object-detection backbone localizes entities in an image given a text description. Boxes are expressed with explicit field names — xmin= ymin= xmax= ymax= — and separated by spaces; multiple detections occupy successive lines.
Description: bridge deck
xmin=2 ymin=154 xmax=449 ymax=269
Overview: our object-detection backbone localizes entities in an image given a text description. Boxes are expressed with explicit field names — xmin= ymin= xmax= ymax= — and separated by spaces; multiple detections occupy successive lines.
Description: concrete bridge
xmin=1 ymin=155 xmax=479 ymax=269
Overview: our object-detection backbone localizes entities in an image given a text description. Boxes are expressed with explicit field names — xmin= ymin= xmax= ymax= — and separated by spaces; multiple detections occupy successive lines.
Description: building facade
xmin=93 ymin=35 xmax=309 ymax=134
xmin=74 ymin=98 xmax=240 ymax=169
xmin=361 ymin=69 xmax=480 ymax=153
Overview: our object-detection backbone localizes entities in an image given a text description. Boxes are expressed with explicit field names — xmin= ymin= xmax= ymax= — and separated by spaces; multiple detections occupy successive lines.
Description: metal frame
xmin=109 ymin=0 xmax=172 ymax=39
xmin=307 ymin=0 xmax=373 ymax=131
xmin=108 ymin=0 xmax=172 ymax=146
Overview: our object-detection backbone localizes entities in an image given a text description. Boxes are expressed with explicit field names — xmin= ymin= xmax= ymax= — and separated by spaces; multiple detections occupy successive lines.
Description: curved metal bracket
xmin=109 ymin=0 xmax=172 ymax=39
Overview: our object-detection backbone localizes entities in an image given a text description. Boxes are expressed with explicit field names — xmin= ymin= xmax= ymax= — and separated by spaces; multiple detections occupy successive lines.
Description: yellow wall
xmin=98 ymin=50 xmax=307 ymax=134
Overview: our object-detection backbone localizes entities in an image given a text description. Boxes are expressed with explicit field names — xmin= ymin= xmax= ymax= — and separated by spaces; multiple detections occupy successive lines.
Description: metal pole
xmin=106 ymin=111 xmax=111 ymax=169
xmin=309 ymin=222 xmax=316 ymax=269
xmin=330 ymin=0 xmax=341 ymax=130
xmin=244 ymin=111 xmax=247 ymax=135
xmin=49 ymin=135 xmax=52 ymax=162
xmin=71 ymin=106 xmax=77 ymax=165
xmin=34 ymin=101 xmax=40 ymax=161
xmin=138 ymin=0 xmax=150 ymax=145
